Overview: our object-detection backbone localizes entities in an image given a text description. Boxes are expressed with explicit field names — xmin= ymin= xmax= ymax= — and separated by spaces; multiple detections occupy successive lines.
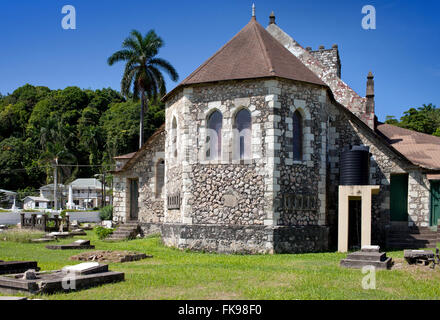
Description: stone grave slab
xmin=70 ymin=229 xmax=87 ymax=236
xmin=340 ymin=246 xmax=392 ymax=270
xmin=70 ymin=250 xmax=151 ymax=263
xmin=31 ymin=238 xmax=55 ymax=243
xmin=0 ymin=261 xmax=40 ymax=275
xmin=0 ymin=262 xmax=124 ymax=294
xmin=0 ymin=296 xmax=28 ymax=300
xmin=46 ymin=239 xmax=95 ymax=250
xmin=404 ymin=250 xmax=435 ymax=265
xmin=62 ymin=262 xmax=108 ymax=275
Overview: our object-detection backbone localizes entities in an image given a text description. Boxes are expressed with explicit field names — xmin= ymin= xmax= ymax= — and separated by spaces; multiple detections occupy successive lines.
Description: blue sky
xmin=0 ymin=0 xmax=439 ymax=121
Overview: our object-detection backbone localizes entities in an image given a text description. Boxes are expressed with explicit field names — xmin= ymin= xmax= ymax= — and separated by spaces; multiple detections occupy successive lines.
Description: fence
xmin=20 ymin=213 xmax=69 ymax=232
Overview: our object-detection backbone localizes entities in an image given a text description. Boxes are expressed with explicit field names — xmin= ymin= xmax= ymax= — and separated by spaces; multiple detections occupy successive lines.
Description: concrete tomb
xmin=0 ymin=262 xmax=124 ymax=294
xmin=340 ymin=245 xmax=392 ymax=270
xmin=46 ymin=239 xmax=95 ymax=250
xmin=0 ymin=261 xmax=40 ymax=275
xmin=404 ymin=249 xmax=435 ymax=265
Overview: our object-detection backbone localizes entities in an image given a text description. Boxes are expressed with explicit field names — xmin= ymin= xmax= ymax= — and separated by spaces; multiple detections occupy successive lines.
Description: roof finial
xmin=252 ymin=3 xmax=256 ymax=18
xmin=269 ymin=11 xmax=276 ymax=24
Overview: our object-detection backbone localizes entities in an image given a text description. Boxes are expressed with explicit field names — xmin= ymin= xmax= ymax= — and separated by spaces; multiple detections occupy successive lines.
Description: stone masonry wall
xmin=275 ymin=79 xmax=329 ymax=226
xmin=309 ymin=46 xmax=341 ymax=78
xmin=172 ymin=79 xmax=275 ymax=227
xmin=161 ymin=78 xmax=330 ymax=253
xmin=112 ymin=130 xmax=165 ymax=224
xmin=165 ymin=93 xmax=184 ymax=224
xmin=266 ymin=24 xmax=374 ymax=129
xmin=408 ymin=170 xmax=431 ymax=227
xmin=327 ymin=103 xmax=417 ymax=245
xmin=112 ymin=175 xmax=128 ymax=223
xmin=161 ymin=223 xmax=329 ymax=254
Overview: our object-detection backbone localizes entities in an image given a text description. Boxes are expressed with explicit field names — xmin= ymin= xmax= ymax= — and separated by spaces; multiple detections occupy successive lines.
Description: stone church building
xmin=112 ymin=12 xmax=440 ymax=253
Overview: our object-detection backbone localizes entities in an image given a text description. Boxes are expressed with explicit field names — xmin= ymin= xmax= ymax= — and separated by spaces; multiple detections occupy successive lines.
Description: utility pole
xmin=53 ymin=158 xmax=58 ymax=212
xmin=103 ymin=171 xmax=106 ymax=207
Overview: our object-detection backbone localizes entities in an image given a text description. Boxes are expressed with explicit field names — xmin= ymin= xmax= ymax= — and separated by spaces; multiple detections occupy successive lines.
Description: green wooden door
xmin=390 ymin=174 xmax=408 ymax=221
xmin=430 ymin=181 xmax=440 ymax=226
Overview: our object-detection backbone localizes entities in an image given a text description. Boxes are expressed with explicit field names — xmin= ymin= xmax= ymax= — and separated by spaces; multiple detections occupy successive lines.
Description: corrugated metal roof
xmin=376 ymin=123 xmax=440 ymax=170
xmin=0 ymin=189 xmax=17 ymax=196
xmin=68 ymin=178 xmax=102 ymax=190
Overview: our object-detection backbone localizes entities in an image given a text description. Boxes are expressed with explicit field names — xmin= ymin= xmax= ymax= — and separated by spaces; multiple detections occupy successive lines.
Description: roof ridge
xmin=252 ymin=20 xmax=275 ymax=75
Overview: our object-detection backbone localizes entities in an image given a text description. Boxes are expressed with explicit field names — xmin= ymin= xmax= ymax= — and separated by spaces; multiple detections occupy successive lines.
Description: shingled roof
xmin=164 ymin=17 xmax=325 ymax=100
xmin=376 ymin=123 xmax=440 ymax=170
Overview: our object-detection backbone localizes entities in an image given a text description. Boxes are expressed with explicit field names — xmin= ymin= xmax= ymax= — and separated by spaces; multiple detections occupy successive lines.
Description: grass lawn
xmin=0 ymin=231 xmax=439 ymax=300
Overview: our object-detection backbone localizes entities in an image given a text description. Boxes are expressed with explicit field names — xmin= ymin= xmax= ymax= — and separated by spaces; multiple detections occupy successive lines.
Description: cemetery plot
xmin=70 ymin=250 xmax=152 ymax=263
xmin=0 ymin=261 xmax=40 ymax=275
xmin=0 ymin=262 xmax=124 ymax=294
xmin=46 ymin=239 xmax=95 ymax=250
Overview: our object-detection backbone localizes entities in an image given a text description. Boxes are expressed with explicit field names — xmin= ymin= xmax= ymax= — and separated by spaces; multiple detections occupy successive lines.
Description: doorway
xmin=390 ymin=174 xmax=408 ymax=222
xmin=430 ymin=181 xmax=440 ymax=227
xmin=129 ymin=178 xmax=139 ymax=221
xmin=348 ymin=199 xmax=361 ymax=250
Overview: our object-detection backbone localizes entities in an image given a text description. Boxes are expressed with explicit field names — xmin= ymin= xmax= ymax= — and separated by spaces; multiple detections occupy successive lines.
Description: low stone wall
xmin=139 ymin=222 xmax=162 ymax=236
xmin=161 ymin=223 xmax=272 ymax=254
xmin=273 ymin=225 xmax=329 ymax=253
xmin=160 ymin=223 xmax=329 ymax=254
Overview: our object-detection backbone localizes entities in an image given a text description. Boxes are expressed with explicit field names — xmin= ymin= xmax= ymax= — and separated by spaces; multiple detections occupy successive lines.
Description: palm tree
xmin=108 ymin=29 xmax=179 ymax=149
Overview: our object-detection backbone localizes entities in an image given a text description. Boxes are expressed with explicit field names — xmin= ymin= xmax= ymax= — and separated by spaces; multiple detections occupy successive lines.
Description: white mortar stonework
xmin=110 ymin=20 xmax=438 ymax=254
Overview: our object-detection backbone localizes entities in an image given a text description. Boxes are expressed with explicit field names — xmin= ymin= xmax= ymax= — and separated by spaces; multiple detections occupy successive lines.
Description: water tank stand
xmin=338 ymin=185 xmax=380 ymax=253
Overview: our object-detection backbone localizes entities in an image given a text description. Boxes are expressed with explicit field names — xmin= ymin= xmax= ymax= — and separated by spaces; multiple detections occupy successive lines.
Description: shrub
xmin=99 ymin=205 xmax=113 ymax=221
xmin=94 ymin=226 xmax=114 ymax=240
xmin=1 ymin=229 xmax=45 ymax=243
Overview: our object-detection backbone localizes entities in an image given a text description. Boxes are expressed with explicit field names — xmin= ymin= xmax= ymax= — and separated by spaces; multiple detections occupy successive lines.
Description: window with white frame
xmin=233 ymin=108 xmax=252 ymax=160
xmin=206 ymin=110 xmax=222 ymax=160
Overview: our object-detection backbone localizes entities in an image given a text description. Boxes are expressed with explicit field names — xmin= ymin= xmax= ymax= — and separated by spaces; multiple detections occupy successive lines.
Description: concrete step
xmin=388 ymin=231 xmax=438 ymax=236
xmin=345 ymin=251 xmax=386 ymax=262
xmin=386 ymin=242 xmax=437 ymax=249
xmin=388 ymin=234 xmax=439 ymax=240
xmin=340 ymin=257 xmax=392 ymax=270
xmin=105 ymin=222 xmax=140 ymax=242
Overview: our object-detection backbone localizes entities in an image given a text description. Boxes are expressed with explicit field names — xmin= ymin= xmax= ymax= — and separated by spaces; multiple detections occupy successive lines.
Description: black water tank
xmin=340 ymin=146 xmax=370 ymax=185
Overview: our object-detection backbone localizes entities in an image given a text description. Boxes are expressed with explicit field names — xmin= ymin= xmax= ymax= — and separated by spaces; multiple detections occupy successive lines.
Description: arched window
xmin=172 ymin=117 xmax=177 ymax=158
xmin=234 ymin=109 xmax=252 ymax=160
xmin=292 ymin=110 xmax=303 ymax=161
xmin=206 ymin=110 xmax=222 ymax=160
xmin=155 ymin=159 xmax=165 ymax=198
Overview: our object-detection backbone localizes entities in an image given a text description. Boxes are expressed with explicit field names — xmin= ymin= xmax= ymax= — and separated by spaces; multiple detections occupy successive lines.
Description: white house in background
xmin=23 ymin=196 xmax=51 ymax=210
xmin=0 ymin=189 xmax=17 ymax=209
xmin=67 ymin=178 xmax=107 ymax=209
xmin=39 ymin=183 xmax=66 ymax=201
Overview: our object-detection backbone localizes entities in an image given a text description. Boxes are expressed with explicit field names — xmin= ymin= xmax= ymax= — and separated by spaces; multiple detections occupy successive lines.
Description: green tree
xmin=385 ymin=115 xmax=399 ymax=125
xmin=0 ymin=137 xmax=42 ymax=190
xmin=107 ymin=29 xmax=178 ymax=148
xmin=399 ymin=104 xmax=438 ymax=134
xmin=38 ymin=117 xmax=78 ymax=183
xmin=100 ymin=100 xmax=141 ymax=160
